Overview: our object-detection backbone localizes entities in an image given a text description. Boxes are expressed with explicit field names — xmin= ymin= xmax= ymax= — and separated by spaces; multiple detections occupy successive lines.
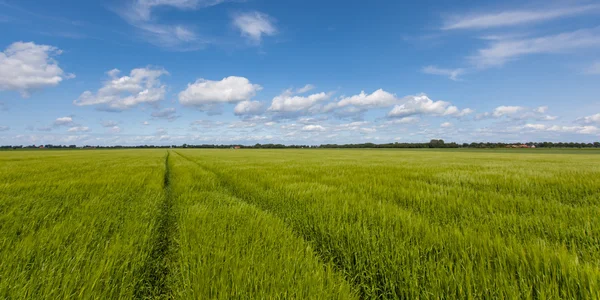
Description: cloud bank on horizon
xmin=0 ymin=0 xmax=599 ymax=145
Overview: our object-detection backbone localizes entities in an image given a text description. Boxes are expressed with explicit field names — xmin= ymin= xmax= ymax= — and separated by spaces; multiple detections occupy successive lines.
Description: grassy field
xmin=1 ymin=149 xmax=599 ymax=298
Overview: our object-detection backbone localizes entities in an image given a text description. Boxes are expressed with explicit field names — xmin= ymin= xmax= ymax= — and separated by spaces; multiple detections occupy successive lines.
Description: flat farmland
xmin=1 ymin=149 xmax=599 ymax=299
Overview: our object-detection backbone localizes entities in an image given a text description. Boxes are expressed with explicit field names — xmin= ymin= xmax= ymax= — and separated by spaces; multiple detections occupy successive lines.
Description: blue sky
xmin=1 ymin=0 xmax=599 ymax=146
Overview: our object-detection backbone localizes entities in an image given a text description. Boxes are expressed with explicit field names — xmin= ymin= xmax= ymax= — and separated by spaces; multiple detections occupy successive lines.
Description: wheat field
xmin=1 ymin=149 xmax=599 ymax=299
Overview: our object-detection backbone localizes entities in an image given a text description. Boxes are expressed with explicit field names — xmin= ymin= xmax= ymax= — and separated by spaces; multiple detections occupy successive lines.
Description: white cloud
xmin=522 ymin=124 xmax=599 ymax=135
xmin=67 ymin=126 xmax=90 ymax=133
xmin=234 ymin=100 xmax=264 ymax=115
xmin=334 ymin=121 xmax=369 ymax=131
xmin=387 ymin=94 xmax=473 ymax=118
xmin=233 ymin=11 xmax=277 ymax=44
xmin=422 ymin=65 xmax=465 ymax=81
xmin=534 ymin=106 xmax=548 ymax=114
xmin=471 ymin=27 xmax=600 ymax=68
xmin=302 ymin=125 xmax=325 ymax=132
xmin=268 ymin=90 xmax=331 ymax=113
xmin=54 ymin=116 xmax=74 ymax=126
xmin=540 ymin=115 xmax=558 ymax=121
xmin=143 ymin=121 xmax=150 ymax=125
xmin=191 ymin=119 xmax=225 ymax=128
xmin=0 ymin=126 xmax=9 ymax=131
xmin=108 ymin=126 xmax=122 ymax=134
xmin=493 ymin=105 xmax=525 ymax=117
xmin=523 ymin=123 xmax=546 ymax=130
xmin=386 ymin=116 xmax=420 ymax=124
xmin=74 ymin=67 xmax=168 ymax=111
xmin=440 ymin=122 xmax=453 ymax=128
xmin=442 ymin=5 xmax=600 ymax=30
xmin=477 ymin=105 xmax=557 ymax=121
xmin=336 ymin=89 xmax=397 ymax=108
xmin=296 ymin=84 xmax=315 ymax=94
xmin=0 ymin=41 xmax=72 ymax=97
xmin=101 ymin=120 xmax=118 ymax=127
xmin=179 ymin=76 xmax=262 ymax=108
xmin=360 ymin=128 xmax=377 ymax=133
xmin=152 ymin=107 xmax=180 ymax=121
xmin=7 ymin=134 xmax=92 ymax=145
xmin=227 ymin=120 xmax=258 ymax=128
xmin=578 ymin=113 xmax=600 ymax=125
xmin=133 ymin=24 xmax=204 ymax=50
xmin=126 ymin=0 xmax=227 ymax=21
xmin=117 ymin=0 xmax=229 ymax=50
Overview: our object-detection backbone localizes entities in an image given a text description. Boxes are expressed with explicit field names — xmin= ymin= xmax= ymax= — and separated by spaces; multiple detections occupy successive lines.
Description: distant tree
xmin=429 ymin=139 xmax=445 ymax=148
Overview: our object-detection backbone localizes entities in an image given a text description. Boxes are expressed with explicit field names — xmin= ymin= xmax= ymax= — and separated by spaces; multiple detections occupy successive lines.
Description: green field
xmin=1 ymin=149 xmax=599 ymax=299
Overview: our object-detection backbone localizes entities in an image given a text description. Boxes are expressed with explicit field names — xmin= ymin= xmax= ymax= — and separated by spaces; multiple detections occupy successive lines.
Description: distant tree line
xmin=1 ymin=140 xmax=600 ymax=150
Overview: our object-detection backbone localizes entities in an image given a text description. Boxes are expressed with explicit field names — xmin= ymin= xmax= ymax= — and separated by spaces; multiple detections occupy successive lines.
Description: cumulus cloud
xmin=422 ymin=65 xmax=465 ymax=81
xmin=386 ymin=116 xmax=420 ymax=124
xmin=440 ymin=122 xmax=453 ymax=128
xmin=578 ymin=113 xmax=600 ymax=125
xmin=179 ymin=76 xmax=262 ymax=109
xmin=522 ymin=124 xmax=599 ymax=135
xmin=336 ymin=89 xmax=398 ymax=108
xmin=296 ymin=84 xmax=315 ymax=94
xmin=228 ymin=120 xmax=258 ymax=128
xmin=268 ymin=89 xmax=331 ymax=114
xmin=387 ymin=94 xmax=473 ymax=118
xmin=234 ymin=100 xmax=264 ymax=115
xmin=7 ymin=134 xmax=92 ymax=145
xmin=332 ymin=121 xmax=377 ymax=134
xmin=442 ymin=5 xmax=600 ymax=30
xmin=534 ymin=106 xmax=548 ymax=114
xmin=492 ymin=105 xmax=525 ymax=117
xmin=232 ymin=11 xmax=277 ymax=44
xmin=74 ymin=67 xmax=168 ymax=111
xmin=191 ymin=119 xmax=225 ymax=128
xmin=359 ymin=127 xmax=377 ymax=134
xmin=54 ymin=116 xmax=74 ymax=126
xmin=302 ymin=125 xmax=325 ymax=132
xmin=477 ymin=105 xmax=557 ymax=121
xmin=470 ymin=27 xmax=600 ymax=68
xmin=152 ymin=107 xmax=180 ymax=121
xmin=67 ymin=126 xmax=90 ymax=133
xmin=0 ymin=41 xmax=72 ymax=97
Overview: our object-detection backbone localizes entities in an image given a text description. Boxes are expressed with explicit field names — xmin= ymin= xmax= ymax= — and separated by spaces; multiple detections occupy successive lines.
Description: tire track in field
xmin=134 ymin=151 xmax=176 ymax=299
xmin=172 ymin=151 xmax=359 ymax=293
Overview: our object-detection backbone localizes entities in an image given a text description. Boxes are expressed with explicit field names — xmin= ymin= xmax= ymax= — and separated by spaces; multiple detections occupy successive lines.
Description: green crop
xmin=1 ymin=149 xmax=599 ymax=299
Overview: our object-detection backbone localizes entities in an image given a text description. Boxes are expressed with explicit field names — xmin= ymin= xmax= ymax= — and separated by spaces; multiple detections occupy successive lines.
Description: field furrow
xmin=134 ymin=151 xmax=177 ymax=299
xmin=168 ymin=151 xmax=356 ymax=299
